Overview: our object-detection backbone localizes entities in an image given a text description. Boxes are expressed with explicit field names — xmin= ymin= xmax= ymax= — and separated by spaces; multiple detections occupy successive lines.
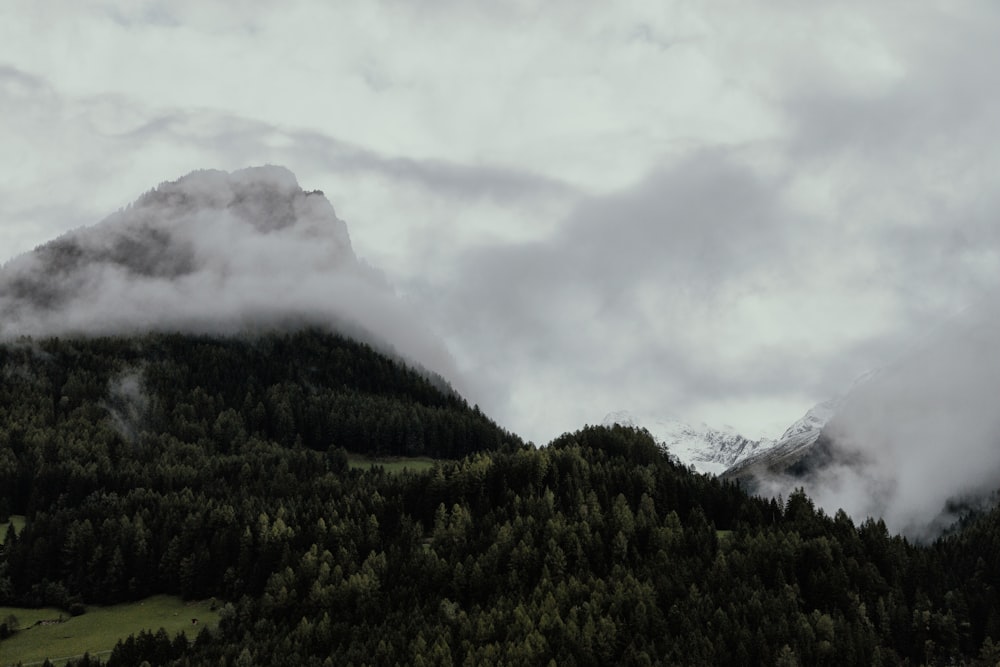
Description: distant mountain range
xmin=603 ymin=410 xmax=778 ymax=475
xmin=613 ymin=322 xmax=1000 ymax=539
xmin=605 ymin=399 xmax=833 ymax=476
xmin=605 ymin=377 xmax=862 ymax=478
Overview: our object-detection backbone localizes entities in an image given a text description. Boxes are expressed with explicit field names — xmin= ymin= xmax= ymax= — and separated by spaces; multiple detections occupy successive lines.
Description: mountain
xmin=603 ymin=410 xmax=772 ymax=474
xmin=0 ymin=328 xmax=519 ymax=522
xmin=721 ymin=398 xmax=838 ymax=483
xmin=720 ymin=369 xmax=889 ymax=485
xmin=604 ymin=396 xmax=844 ymax=477
xmin=9 ymin=167 xmax=1000 ymax=664
xmin=0 ymin=166 xmax=455 ymax=383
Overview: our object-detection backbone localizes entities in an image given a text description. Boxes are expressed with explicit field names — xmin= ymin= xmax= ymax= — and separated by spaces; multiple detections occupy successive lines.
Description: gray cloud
xmin=287 ymin=130 xmax=577 ymax=203
xmin=783 ymin=6 xmax=1000 ymax=162
xmin=460 ymin=150 xmax=787 ymax=313
xmin=0 ymin=64 xmax=48 ymax=92
xmin=79 ymin=105 xmax=577 ymax=204
xmin=559 ymin=151 xmax=786 ymax=289
xmin=413 ymin=151 xmax=820 ymax=439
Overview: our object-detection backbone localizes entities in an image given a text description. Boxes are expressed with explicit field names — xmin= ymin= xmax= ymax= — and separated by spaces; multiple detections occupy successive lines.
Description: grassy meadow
xmin=346 ymin=454 xmax=437 ymax=474
xmin=0 ymin=595 xmax=219 ymax=666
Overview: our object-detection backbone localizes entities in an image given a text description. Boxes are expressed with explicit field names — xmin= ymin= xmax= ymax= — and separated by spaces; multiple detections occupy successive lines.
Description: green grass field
xmin=0 ymin=516 xmax=25 ymax=546
xmin=0 ymin=595 xmax=220 ymax=666
xmin=346 ymin=454 xmax=437 ymax=474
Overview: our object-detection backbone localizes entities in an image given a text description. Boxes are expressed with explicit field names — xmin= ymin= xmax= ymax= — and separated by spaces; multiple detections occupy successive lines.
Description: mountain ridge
xmin=604 ymin=399 xmax=839 ymax=477
xmin=602 ymin=409 xmax=771 ymax=474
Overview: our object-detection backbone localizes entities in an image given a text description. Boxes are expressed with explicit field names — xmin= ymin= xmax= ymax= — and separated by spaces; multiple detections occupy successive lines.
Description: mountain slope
xmin=0 ymin=329 xmax=519 ymax=519
xmin=722 ymin=398 xmax=837 ymax=482
xmin=7 ymin=414 xmax=1000 ymax=665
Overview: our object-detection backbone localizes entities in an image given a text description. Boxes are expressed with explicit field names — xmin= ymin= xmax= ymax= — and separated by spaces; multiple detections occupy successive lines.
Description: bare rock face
xmin=1 ymin=166 xmax=356 ymax=323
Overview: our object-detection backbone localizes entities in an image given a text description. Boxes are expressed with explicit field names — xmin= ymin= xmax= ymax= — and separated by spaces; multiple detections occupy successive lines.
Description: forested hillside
xmin=0 ymin=328 xmax=512 ymax=517
xmin=3 ymin=332 xmax=1000 ymax=665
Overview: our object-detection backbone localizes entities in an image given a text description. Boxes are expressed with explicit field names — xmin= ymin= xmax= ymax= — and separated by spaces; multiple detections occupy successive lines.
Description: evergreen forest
xmin=3 ymin=330 xmax=1000 ymax=665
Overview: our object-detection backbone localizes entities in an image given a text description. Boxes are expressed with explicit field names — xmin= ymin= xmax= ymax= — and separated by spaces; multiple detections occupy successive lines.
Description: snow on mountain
xmin=603 ymin=410 xmax=774 ymax=475
xmin=721 ymin=369 xmax=881 ymax=479
xmin=724 ymin=400 xmax=837 ymax=477
xmin=776 ymin=400 xmax=837 ymax=449
xmin=605 ymin=390 xmax=854 ymax=477
xmin=627 ymin=303 xmax=1000 ymax=539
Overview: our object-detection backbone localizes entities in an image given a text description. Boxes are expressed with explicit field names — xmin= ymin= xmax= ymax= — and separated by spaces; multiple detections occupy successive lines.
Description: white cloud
xmin=784 ymin=301 xmax=1000 ymax=538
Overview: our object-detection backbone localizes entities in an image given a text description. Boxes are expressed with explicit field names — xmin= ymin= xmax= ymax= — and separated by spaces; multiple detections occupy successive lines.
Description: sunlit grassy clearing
xmin=0 ymin=595 xmax=220 ymax=666
xmin=346 ymin=454 xmax=437 ymax=473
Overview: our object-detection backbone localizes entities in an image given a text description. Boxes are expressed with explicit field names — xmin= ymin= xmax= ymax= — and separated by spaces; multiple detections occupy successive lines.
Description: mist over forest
xmin=5 ymin=165 xmax=1000 ymax=544
xmin=2 ymin=168 xmax=1000 ymax=665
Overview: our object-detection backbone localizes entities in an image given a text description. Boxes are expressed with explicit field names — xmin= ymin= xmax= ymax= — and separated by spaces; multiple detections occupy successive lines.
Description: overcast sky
xmin=3 ymin=1 xmax=999 ymax=445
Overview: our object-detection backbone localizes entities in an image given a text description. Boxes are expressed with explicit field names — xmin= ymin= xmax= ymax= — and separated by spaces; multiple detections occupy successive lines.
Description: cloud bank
xmin=737 ymin=301 xmax=1000 ymax=539
xmin=807 ymin=303 xmax=1000 ymax=538
xmin=0 ymin=166 xmax=459 ymax=386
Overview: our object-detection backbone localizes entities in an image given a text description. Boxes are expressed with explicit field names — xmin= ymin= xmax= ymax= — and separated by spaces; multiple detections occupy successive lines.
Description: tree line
xmin=2 ymin=331 xmax=1000 ymax=665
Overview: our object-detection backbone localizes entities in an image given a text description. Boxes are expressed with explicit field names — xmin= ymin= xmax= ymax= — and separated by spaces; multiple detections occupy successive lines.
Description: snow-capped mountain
xmin=722 ymin=399 xmax=837 ymax=480
xmin=604 ymin=392 xmax=850 ymax=477
xmin=773 ymin=400 xmax=837 ymax=451
xmin=721 ymin=369 xmax=881 ymax=482
xmin=603 ymin=410 xmax=775 ymax=475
